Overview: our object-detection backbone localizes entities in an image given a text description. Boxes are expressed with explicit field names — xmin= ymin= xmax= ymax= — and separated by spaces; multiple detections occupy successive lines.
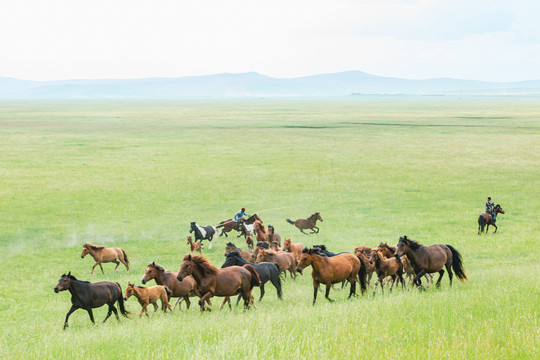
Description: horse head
xmin=495 ymin=205 xmax=505 ymax=214
xmin=177 ymin=254 xmax=194 ymax=281
xmin=296 ymin=248 xmax=314 ymax=271
xmin=54 ymin=272 xmax=72 ymax=293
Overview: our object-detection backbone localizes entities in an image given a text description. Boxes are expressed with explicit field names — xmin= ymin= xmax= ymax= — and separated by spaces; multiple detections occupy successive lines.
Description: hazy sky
xmin=1 ymin=0 xmax=538 ymax=82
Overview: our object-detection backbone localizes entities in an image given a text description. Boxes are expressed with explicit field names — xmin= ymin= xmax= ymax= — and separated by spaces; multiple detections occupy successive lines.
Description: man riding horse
xmin=234 ymin=207 xmax=250 ymax=231
xmin=485 ymin=197 xmax=496 ymax=223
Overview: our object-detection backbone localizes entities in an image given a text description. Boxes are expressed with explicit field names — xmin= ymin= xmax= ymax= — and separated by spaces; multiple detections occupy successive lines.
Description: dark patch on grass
xmin=280 ymin=125 xmax=337 ymax=129
xmin=455 ymin=116 xmax=512 ymax=119
xmin=342 ymin=122 xmax=491 ymax=128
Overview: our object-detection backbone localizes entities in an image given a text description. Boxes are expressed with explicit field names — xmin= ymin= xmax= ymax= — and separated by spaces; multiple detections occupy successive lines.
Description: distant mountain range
xmin=1 ymin=71 xmax=539 ymax=98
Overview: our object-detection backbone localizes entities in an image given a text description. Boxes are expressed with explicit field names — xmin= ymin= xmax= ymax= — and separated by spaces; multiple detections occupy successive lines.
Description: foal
xmin=370 ymin=249 xmax=405 ymax=295
xmin=124 ymin=283 xmax=173 ymax=317
xmin=81 ymin=242 xmax=130 ymax=274
xmin=187 ymin=236 xmax=202 ymax=254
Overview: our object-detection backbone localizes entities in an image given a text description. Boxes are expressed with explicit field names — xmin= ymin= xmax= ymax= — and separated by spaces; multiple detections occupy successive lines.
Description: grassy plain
xmin=0 ymin=97 xmax=539 ymax=359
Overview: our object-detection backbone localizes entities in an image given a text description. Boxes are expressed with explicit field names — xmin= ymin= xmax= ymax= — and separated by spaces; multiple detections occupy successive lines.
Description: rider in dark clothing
xmin=486 ymin=197 xmax=496 ymax=222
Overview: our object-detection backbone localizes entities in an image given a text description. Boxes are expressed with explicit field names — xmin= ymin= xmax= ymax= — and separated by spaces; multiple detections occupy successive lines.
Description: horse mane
xmin=226 ymin=242 xmax=237 ymax=248
xmin=84 ymin=242 xmax=104 ymax=250
xmin=62 ymin=273 xmax=90 ymax=284
xmin=227 ymin=251 xmax=241 ymax=257
xmin=284 ymin=238 xmax=292 ymax=245
xmin=314 ymin=244 xmax=327 ymax=251
xmin=309 ymin=212 xmax=320 ymax=219
xmin=400 ymin=236 xmax=422 ymax=250
xmin=190 ymin=256 xmax=218 ymax=276
xmin=378 ymin=242 xmax=396 ymax=252
xmin=256 ymin=242 xmax=269 ymax=249
xmin=148 ymin=262 xmax=166 ymax=272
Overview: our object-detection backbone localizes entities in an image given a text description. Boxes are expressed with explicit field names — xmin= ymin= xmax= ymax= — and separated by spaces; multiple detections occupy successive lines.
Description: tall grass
xmin=0 ymin=97 xmax=538 ymax=359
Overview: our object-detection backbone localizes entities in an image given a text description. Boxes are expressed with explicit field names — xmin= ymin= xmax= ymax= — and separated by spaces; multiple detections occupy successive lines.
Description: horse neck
xmin=67 ymin=279 xmax=88 ymax=301
xmin=309 ymin=254 xmax=327 ymax=272
xmin=154 ymin=270 xmax=169 ymax=286
xmin=131 ymin=286 xmax=143 ymax=299
xmin=88 ymin=248 xmax=101 ymax=260
xmin=234 ymin=256 xmax=252 ymax=265
xmin=189 ymin=265 xmax=208 ymax=284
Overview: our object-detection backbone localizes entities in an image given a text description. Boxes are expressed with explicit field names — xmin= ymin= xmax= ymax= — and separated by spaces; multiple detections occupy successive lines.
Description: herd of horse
xmin=55 ymin=210 xmax=486 ymax=328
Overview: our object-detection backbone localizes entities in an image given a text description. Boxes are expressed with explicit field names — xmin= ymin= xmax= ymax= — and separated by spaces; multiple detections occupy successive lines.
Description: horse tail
xmin=356 ymin=255 xmax=367 ymax=295
xmin=244 ymin=264 xmax=261 ymax=289
xmin=446 ymin=245 xmax=468 ymax=282
xmin=115 ymin=283 xmax=130 ymax=318
xmin=215 ymin=221 xmax=224 ymax=229
xmin=272 ymin=264 xmax=283 ymax=299
xmin=478 ymin=215 xmax=485 ymax=234
xmin=163 ymin=286 xmax=172 ymax=300
xmin=286 ymin=219 xmax=295 ymax=225
xmin=122 ymin=249 xmax=130 ymax=270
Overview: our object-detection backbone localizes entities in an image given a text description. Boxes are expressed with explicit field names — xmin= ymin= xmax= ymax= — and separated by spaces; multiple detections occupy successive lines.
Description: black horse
xmin=313 ymin=244 xmax=349 ymax=257
xmin=54 ymin=272 xmax=128 ymax=329
xmin=190 ymin=222 xmax=217 ymax=249
xmin=221 ymin=251 xmax=282 ymax=302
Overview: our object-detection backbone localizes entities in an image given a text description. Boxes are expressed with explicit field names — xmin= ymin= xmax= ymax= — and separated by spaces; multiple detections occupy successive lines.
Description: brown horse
xmin=253 ymin=220 xmax=269 ymax=243
xmin=81 ymin=243 xmax=130 ymax=274
xmin=141 ymin=262 xmax=202 ymax=311
xmin=296 ymin=248 xmax=367 ymax=304
xmin=353 ymin=245 xmax=372 ymax=258
xmin=373 ymin=243 xmax=396 ymax=259
xmin=270 ymin=241 xmax=281 ymax=252
xmin=124 ymin=283 xmax=173 ymax=317
xmin=286 ymin=212 xmax=323 ymax=234
xmin=245 ymin=234 xmax=254 ymax=250
xmin=255 ymin=249 xmax=296 ymax=278
xmin=283 ymin=238 xmax=304 ymax=261
xmin=216 ymin=214 xmax=262 ymax=238
xmin=478 ymin=204 xmax=505 ymax=234
xmin=369 ymin=249 xmax=405 ymax=295
xmin=224 ymin=242 xmax=254 ymax=262
xmin=395 ymin=236 xmax=467 ymax=289
xmin=187 ymin=236 xmax=202 ymax=254
xmin=267 ymin=225 xmax=281 ymax=247
xmin=54 ymin=272 xmax=129 ymax=329
xmin=176 ymin=255 xmax=260 ymax=311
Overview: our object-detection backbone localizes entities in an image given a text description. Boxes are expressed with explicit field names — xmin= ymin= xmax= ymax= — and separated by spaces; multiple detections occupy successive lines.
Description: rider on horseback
xmin=234 ymin=207 xmax=250 ymax=231
xmin=486 ymin=197 xmax=496 ymax=223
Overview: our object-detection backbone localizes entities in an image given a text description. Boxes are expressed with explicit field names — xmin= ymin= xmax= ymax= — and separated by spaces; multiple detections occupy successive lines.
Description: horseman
xmin=485 ymin=197 xmax=496 ymax=223
xmin=233 ymin=207 xmax=250 ymax=231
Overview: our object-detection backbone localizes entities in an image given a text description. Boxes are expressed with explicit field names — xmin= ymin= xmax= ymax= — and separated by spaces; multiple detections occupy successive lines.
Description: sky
xmin=1 ymin=0 xmax=539 ymax=82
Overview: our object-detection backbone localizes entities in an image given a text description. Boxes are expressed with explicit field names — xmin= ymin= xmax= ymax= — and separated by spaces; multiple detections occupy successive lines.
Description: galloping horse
xmin=81 ymin=243 xmax=130 ymax=274
xmin=54 ymin=272 xmax=128 ymax=329
xmin=190 ymin=222 xmax=217 ymax=249
xmin=177 ymin=254 xmax=260 ymax=311
xmin=478 ymin=204 xmax=505 ymax=234
xmin=124 ymin=283 xmax=173 ymax=317
xmin=216 ymin=214 xmax=262 ymax=238
xmin=394 ymin=236 xmax=467 ymax=290
xmin=286 ymin=212 xmax=323 ymax=234
xmin=296 ymin=248 xmax=367 ymax=305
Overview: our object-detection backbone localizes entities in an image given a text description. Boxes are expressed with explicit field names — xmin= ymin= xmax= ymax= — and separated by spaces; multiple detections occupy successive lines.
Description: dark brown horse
xmin=177 ymin=254 xmax=260 ymax=311
xmin=141 ymin=262 xmax=202 ymax=311
xmin=81 ymin=242 xmax=130 ymax=274
xmin=54 ymin=272 xmax=128 ymax=329
xmin=478 ymin=204 xmax=505 ymax=234
xmin=286 ymin=212 xmax=323 ymax=234
xmin=394 ymin=236 xmax=467 ymax=290
xmin=267 ymin=225 xmax=281 ymax=247
xmin=216 ymin=214 xmax=262 ymax=238
xmin=296 ymin=248 xmax=367 ymax=304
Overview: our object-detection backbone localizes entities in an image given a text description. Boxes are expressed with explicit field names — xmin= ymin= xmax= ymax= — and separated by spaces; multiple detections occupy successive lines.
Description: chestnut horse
xmin=216 ymin=214 xmax=262 ymax=238
xmin=369 ymin=249 xmax=405 ymax=295
xmin=187 ymin=236 xmax=202 ymax=254
xmin=478 ymin=204 xmax=505 ymax=234
xmin=283 ymin=238 xmax=304 ymax=261
xmin=286 ymin=212 xmax=323 ymax=234
xmin=394 ymin=236 xmax=467 ymax=289
xmin=177 ymin=254 xmax=260 ymax=311
xmin=296 ymin=248 xmax=367 ymax=304
xmin=253 ymin=220 xmax=269 ymax=243
xmin=124 ymin=283 xmax=173 ymax=317
xmin=81 ymin=242 xmax=130 ymax=274
xmin=141 ymin=262 xmax=202 ymax=311
xmin=255 ymin=249 xmax=296 ymax=278
xmin=354 ymin=248 xmax=375 ymax=286
xmin=54 ymin=272 xmax=128 ymax=329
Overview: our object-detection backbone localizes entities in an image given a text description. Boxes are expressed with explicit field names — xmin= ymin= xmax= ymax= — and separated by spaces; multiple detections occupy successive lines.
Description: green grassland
xmin=0 ymin=97 xmax=539 ymax=359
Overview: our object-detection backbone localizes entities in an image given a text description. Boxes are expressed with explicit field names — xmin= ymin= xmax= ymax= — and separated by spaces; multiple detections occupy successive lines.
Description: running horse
xmin=478 ymin=204 xmax=505 ymax=234
xmin=54 ymin=272 xmax=128 ymax=329
xmin=286 ymin=212 xmax=323 ymax=234
xmin=216 ymin=214 xmax=262 ymax=238
xmin=190 ymin=222 xmax=217 ymax=249
xmin=81 ymin=242 xmax=130 ymax=275
xmin=394 ymin=236 xmax=467 ymax=290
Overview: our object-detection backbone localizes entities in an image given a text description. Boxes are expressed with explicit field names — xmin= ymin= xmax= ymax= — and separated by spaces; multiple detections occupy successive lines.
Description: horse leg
xmin=348 ymin=278 xmax=357 ymax=298
xmin=259 ymin=284 xmax=265 ymax=301
xmin=413 ymin=270 xmax=426 ymax=290
xmin=312 ymin=281 xmax=319 ymax=305
xmin=152 ymin=302 xmax=159 ymax=314
xmin=236 ymin=294 xmax=243 ymax=306
xmin=173 ymin=297 xmax=183 ymax=311
xmin=389 ymin=275 xmax=397 ymax=291
xmin=110 ymin=304 xmax=119 ymax=320
xmin=446 ymin=262 xmax=454 ymax=287
xmin=91 ymin=262 xmax=99 ymax=275
xmin=208 ymin=240 xmax=213 ymax=249
xmin=63 ymin=305 xmax=78 ymax=329
xmin=436 ymin=270 xmax=445 ymax=288
xmin=300 ymin=228 xmax=308 ymax=235
xmin=103 ymin=305 xmax=115 ymax=323
xmin=199 ymin=292 xmax=213 ymax=311
xmin=86 ymin=308 xmax=95 ymax=324
xmin=324 ymin=284 xmax=335 ymax=302
xmin=493 ymin=223 xmax=498 ymax=233
xmin=99 ymin=263 xmax=104 ymax=274
xmin=113 ymin=260 xmax=120 ymax=271
xmin=313 ymin=227 xmax=319 ymax=233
